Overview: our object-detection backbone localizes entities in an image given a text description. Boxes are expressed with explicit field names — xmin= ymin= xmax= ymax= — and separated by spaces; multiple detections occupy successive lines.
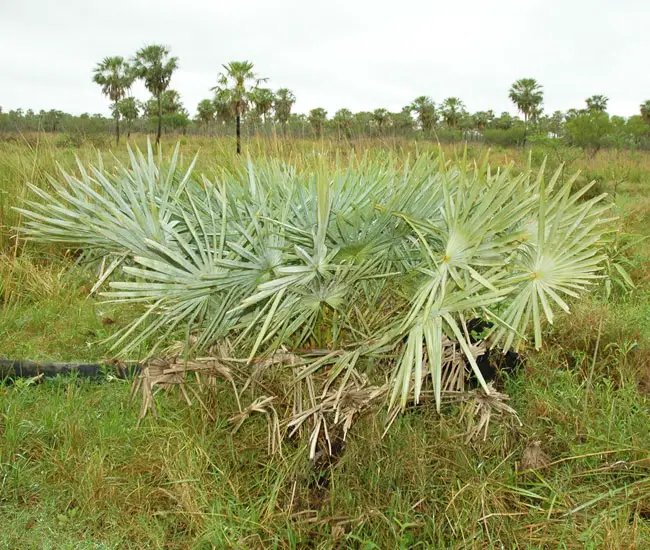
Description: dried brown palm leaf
xmin=462 ymin=382 xmax=522 ymax=442
xmin=229 ymin=395 xmax=282 ymax=455
xmin=133 ymin=356 xmax=240 ymax=422
xmin=287 ymin=375 xmax=386 ymax=459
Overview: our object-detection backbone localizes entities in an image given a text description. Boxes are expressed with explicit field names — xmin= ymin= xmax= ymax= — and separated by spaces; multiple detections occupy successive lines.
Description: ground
xmin=1 ymin=136 xmax=650 ymax=548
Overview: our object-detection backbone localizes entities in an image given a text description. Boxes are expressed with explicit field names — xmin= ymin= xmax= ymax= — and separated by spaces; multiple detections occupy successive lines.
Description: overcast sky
xmin=2 ymin=0 xmax=649 ymax=118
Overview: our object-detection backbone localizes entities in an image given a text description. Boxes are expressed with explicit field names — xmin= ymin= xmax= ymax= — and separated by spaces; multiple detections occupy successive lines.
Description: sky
xmin=1 ymin=0 xmax=649 ymax=118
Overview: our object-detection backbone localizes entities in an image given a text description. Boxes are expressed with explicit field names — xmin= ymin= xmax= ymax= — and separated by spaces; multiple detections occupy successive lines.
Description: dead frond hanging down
xmin=462 ymin=383 xmax=522 ymax=443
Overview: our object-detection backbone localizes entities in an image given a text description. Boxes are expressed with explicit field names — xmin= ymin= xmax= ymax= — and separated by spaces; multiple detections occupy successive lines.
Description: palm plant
xmin=473 ymin=111 xmax=493 ymax=131
xmin=333 ymin=108 xmax=353 ymax=139
xmin=17 ymin=144 xmax=613 ymax=456
xmin=440 ymin=97 xmax=465 ymax=128
xmin=92 ymin=56 xmax=134 ymax=145
xmin=196 ymin=99 xmax=216 ymax=132
xmin=409 ymin=96 xmax=436 ymax=135
xmin=586 ymin=95 xmax=609 ymax=113
xmin=251 ymin=88 xmax=275 ymax=124
xmin=213 ymin=61 xmax=267 ymax=154
xmin=308 ymin=108 xmax=328 ymax=137
xmin=132 ymin=45 xmax=178 ymax=145
xmin=508 ymin=79 xmax=544 ymax=142
xmin=274 ymin=88 xmax=296 ymax=128
xmin=371 ymin=108 xmax=391 ymax=134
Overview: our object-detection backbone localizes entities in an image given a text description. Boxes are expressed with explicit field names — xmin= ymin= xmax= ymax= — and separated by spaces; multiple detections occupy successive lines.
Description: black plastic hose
xmin=0 ymin=359 xmax=140 ymax=379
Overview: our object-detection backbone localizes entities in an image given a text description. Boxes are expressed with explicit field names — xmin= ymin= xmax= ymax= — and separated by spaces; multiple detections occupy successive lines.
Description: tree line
xmin=2 ymin=44 xmax=650 ymax=153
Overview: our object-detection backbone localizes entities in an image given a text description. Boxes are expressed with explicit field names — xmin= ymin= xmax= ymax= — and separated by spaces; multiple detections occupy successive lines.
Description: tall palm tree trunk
xmin=236 ymin=114 xmax=241 ymax=154
xmin=156 ymin=95 xmax=162 ymax=145
xmin=114 ymin=102 xmax=120 ymax=146
xmin=523 ymin=112 xmax=528 ymax=146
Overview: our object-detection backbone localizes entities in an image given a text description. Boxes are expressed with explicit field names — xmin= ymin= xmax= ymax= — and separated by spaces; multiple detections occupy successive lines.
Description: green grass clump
xmin=0 ymin=254 xmax=137 ymax=362
xmin=2 ymin=362 xmax=650 ymax=548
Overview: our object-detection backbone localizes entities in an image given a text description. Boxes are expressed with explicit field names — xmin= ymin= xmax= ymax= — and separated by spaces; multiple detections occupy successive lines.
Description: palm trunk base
xmin=236 ymin=115 xmax=241 ymax=154
xmin=157 ymin=95 xmax=163 ymax=145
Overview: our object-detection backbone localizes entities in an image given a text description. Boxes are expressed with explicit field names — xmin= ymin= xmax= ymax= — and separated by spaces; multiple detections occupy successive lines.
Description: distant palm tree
xmin=409 ymin=96 xmax=436 ymax=135
xmin=251 ymin=88 xmax=275 ymax=124
xmin=92 ymin=56 xmax=134 ymax=145
xmin=371 ymin=108 xmax=391 ymax=134
xmin=440 ymin=97 xmax=466 ymax=128
xmin=641 ymin=100 xmax=650 ymax=124
xmin=508 ymin=78 xmax=544 ymax=142
xmin=196 ymin=99 xmax=216 ymax=132
xmin=586 ymin=95 xmax=609 ymax=113
xmin=274 ymin=89 xmax=296 ymax=129
xmin=308 ymin=108 xmax=328 ymax=138
xmin=213 ymin=61 xmax=267 ymax=154
xmin=473 ymin=111 xmax=493 ymax=130
xmin=132 ymin=45 xmax=178 ymax=145
xmin=333 ymin=108 xmax=353 ymax=139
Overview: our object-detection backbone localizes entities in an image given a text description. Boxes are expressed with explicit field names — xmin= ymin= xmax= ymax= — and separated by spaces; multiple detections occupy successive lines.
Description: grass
xmin=2 ymin=362 xmax=650 ymax=548
xmin=2 ymin=134 xmax=650 ymax=548
xmin=1 ymin=254 xmax=117 ymax=361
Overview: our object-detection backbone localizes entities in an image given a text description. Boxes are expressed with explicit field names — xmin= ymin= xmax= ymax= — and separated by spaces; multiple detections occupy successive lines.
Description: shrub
xmin=483 ymin=127 xmax=526 ymax=147
xmin=54 ymin=132 xmax=85 ymax=148
xmin=16 ymin=144 xmax=613 ymax=451
xmin=565 ymin=112 xmax=613 ymax=153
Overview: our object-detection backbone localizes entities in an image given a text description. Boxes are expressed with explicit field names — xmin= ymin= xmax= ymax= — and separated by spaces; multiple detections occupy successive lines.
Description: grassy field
xmin=2 ymin=135 xmax=650 ymax=548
